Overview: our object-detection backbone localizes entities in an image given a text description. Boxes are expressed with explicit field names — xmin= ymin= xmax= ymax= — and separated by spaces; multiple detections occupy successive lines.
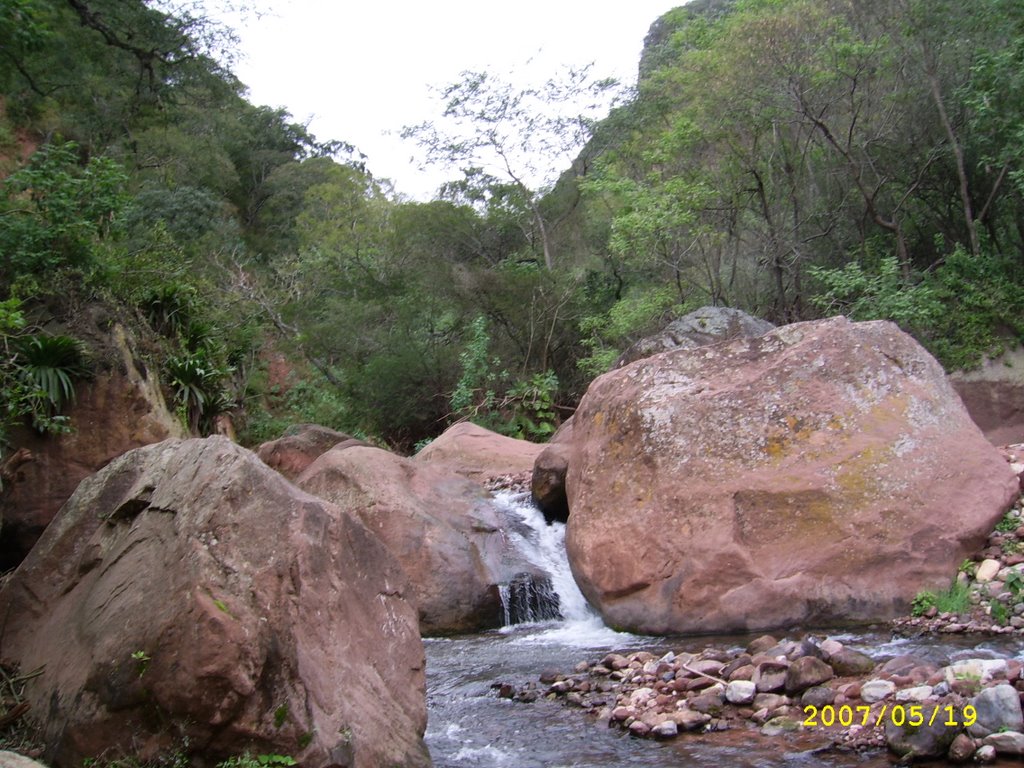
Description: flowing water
xmin=425 ymin=493 xmax=1024 ymax=767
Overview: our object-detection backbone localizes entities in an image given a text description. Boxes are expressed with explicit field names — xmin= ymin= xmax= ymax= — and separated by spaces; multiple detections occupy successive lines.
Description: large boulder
xmin=256 ymin=424 xmax=366 ymax=481
xmin=0 ymin=324 xmax=184 ymax=569
xmin=0 ymin=437 xmax=429 ymax=768
xmin=565 ymin=317 xmax=1019 ymax=634
xmin=532 ymin=308 xmax=774 ymax=523
xmin=414 ymin=421 xmax=543 ymax=483
xmin=615 ymin=306 xmax=775 ymax=368
xmin=298 ymin=445 xmax=517 ymax=634
xmin=949 ymin=346 xmax=1024 ymax=445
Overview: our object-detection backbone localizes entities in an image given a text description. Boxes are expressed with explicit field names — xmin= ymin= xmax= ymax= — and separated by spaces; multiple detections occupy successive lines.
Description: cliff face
xmin=0 ymin=319 xmax=184 ymax=569
xmin=637 ymin=0 xmax=737 ymax=78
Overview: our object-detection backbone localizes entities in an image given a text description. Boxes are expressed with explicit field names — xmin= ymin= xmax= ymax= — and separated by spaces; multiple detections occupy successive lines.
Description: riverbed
xmin=425 ymin=623 xmax=1024 ymax=767
xmin=426 ymin=493 xmax=1024 ymax=766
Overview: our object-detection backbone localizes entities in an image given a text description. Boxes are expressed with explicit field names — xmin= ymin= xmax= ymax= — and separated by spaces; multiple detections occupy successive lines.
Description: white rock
xmin=859 ymin=679 xmax=896 ymax=703
xmin=651 ymin=720 xmax=679 ymax=739
xmin=0 ymin=753 xmax=49 ymax=768
xmin=970 ymin=683 xmax=1024 ymax=737
xmin=629 ymin=687 xmax=655 ymax=705
xmin=895 ymin=685 xmax=934 ymax=702
xmin=726 ymin=680 xmax=757 ymax=705
xmin=982 ymin=730 xmax=1024 ymax=755
xmin=975 ymin=744 xmax=997 ymax=762
xmin=976 ymin=558 xmax=1002 ymax=582
xmin=820 ymin=638 xmax=844 ymax=658
xmin=945 ymin=659 xmax=1008 ymax=685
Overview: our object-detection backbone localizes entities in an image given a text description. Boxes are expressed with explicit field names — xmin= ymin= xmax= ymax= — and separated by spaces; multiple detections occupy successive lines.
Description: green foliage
xmin=578 ymin=286 xmax=681 ymax=376
xmin=0 ymin=142 xmax=128 ymax=281
xmin=911 ymin=581 xmax=972 ymax=616
xmin=990 ymin=600 xmax=1009 ymax=625
xmin=995 ymin=510 xmax=1020 ymax=533
xmin=130 ymin=649 xmax=151 ymax=677
xmin=910 ymin=591 xmax=936 ymax=617
xmin=501 ymin=371 xmax=559 ymax=440
xmin=808 ymin=256 xmax=941 ymax=330
xmin=451 ymin=316 xmax=494 ymax=418
xmin=15 ymin=333 xmax=90 ymax=429
xmin=1 ymin=311 xmax=89 ymax=459
xmin=923 ymin=246 xmax=1024 ymax=370
xmin=238 ymin=372 xmax=353 ymax=447
xmin=5 ymin=0 xmax=1024 ymax=456
xmin=165 ymin=347 xmax=233 ymax=435
xmin=216 ymin=755 xmax=296 ymax=768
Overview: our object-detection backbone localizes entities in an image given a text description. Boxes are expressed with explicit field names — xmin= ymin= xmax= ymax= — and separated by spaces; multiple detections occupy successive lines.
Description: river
xmin=423 ymin=493 xmax=1024 ymax=767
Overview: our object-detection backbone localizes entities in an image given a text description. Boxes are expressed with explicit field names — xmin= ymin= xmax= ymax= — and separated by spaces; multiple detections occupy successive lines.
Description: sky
xmin=220 ymin=1 xmax=684 ymax=200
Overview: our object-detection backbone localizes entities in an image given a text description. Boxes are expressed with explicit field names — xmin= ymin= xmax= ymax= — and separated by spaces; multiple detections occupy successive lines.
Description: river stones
xmin=969 ymin=684 xmax=1024 ymax=737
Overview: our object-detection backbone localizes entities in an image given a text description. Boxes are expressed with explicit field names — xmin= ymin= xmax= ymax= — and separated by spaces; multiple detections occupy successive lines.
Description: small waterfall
xmin=498 ymin=574 xmax=561 ymax=625
xmin=491 ymin=491 xmax=597 ymax=626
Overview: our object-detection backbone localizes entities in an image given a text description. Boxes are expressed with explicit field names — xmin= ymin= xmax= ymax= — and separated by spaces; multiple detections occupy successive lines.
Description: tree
xmin=402 ymin=64 xmax=620 ymax=270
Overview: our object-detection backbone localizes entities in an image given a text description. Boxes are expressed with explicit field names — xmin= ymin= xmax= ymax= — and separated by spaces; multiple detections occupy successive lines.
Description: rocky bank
xmin=513 ymin=631 xmax=1024 ymax=763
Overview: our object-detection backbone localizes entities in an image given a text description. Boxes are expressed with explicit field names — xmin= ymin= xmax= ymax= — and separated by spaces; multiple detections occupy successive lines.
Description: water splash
xmin=498 ymin=574 xmax=561 ymax=625
xmin=491 ymin=491 xmax=637 ymax=647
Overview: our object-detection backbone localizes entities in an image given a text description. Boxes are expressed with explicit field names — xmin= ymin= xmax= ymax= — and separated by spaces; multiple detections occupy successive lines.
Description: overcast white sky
xmin=222 ymin=1 xmax=683 ymax=200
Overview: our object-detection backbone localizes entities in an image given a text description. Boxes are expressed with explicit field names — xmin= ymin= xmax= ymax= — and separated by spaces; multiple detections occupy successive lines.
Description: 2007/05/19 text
xmin=803 ymin=704 xmax=978 ymax=728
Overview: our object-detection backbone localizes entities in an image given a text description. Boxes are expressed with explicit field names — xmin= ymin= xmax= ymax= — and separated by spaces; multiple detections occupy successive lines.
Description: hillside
xmin=1 ymin=0 xmax=1023 ymax=460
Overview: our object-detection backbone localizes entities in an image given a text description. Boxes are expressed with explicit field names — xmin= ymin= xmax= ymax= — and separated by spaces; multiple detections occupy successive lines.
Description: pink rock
xmin=414 ymin=421 xmax=544 ymax=483
xmin=0 ymin=438 xmax=429 ymax=768
xmin=1 ymin=325 xmax=184 ymax=567
xmin=564 ymin=318 xmax=1018 ymax=634
xmin=298 ymin=445 xmax=512 ymax=634
xmin=256 ymin=424 xmax=363 ymax=480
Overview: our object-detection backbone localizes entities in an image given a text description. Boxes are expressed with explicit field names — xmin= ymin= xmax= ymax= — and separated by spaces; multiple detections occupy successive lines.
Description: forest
xmin=1 ymin=0 xmax=1023 ymax=455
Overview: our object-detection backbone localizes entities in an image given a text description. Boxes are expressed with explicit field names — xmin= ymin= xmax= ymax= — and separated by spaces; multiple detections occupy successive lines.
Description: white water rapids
xmin=489 ymin=490 xmax=633 ymax=646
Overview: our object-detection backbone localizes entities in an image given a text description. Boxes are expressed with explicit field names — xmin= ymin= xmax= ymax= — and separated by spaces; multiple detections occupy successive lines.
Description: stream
xmin=424 ymin=493 xmax=1024 ymax=767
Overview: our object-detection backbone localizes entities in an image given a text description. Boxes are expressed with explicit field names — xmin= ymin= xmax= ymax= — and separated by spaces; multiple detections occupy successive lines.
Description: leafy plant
xmin=808 ymin=255 xmax=941 ymax=331
xmin=450 ymin=316 xmax=495 ymax=418
xmin=500 ymin=370 xmax=559 ymax=440
xmin=165 ymin=347 xmax=233 ymax=435
xmin=911 ymin=591 xmax=936 ymax=616
xmin=990 ymin=600 xmax=1009 ymax=625
xmin=216 ymin=755 xmax=297 ymax=768
xmin=141 ymin=284 xmax=198 ymax=339
xmin=130 ymin=649 xmax=151 ymax=677
xmin=0 ymin=142 xmax=128 ymax=279
xmin=16 ymin=334 xmax=89 ymax=418
xmin=995 ymin=510 xmax=1020 ymax=533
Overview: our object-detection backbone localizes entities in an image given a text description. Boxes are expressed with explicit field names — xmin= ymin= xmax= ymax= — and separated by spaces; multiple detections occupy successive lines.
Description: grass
xmin=911 ymin=581 xmax=972 ymax=617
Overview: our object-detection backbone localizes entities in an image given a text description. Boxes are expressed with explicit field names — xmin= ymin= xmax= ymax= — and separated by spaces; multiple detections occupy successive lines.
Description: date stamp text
xmin=802 ymin=704 xmax=978 ymax=729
